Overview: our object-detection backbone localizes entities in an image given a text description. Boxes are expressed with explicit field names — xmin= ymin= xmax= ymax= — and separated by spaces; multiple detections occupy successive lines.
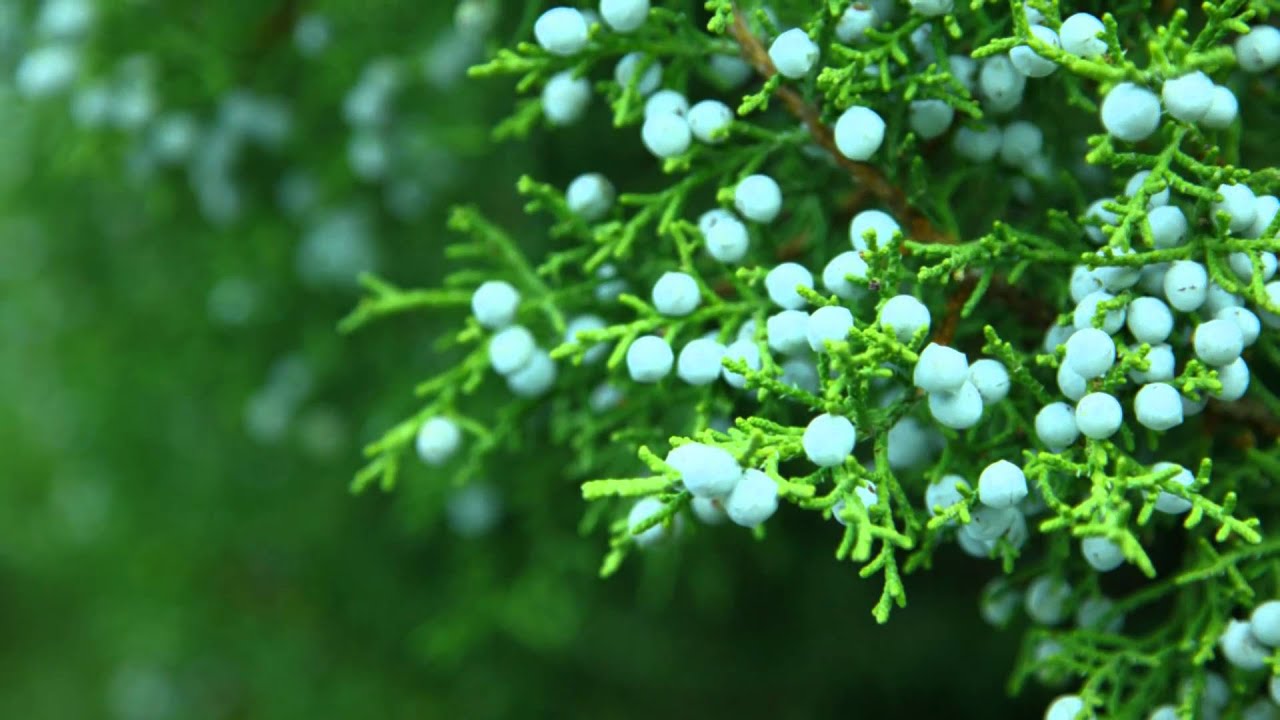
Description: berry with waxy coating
xmin=1100 ymin=82 xmax=1161 ymax=142
xmin=725 ymin=469 xmax=779 ymax=527
xmin=764 ymin=262 xmax=814 ymax=310
xmin=416 ymin=416 xmax=462 ymax=466
xmin=566 ymin=173 xmax=615 ymax=222
xmin=1134 ymin=382 xmax=1183 ymax=431
xmin=879 ymin=294 xmax=931 ymax=343
xmin=1126 ymin=297 xmax=1173 ymax=345
xmin=1076 ymin=392 xmax=1123 ymax=439
xmin=1236 ymin=26 xmax=1280 ymax=73
xmin=968 ymin=359 xmax=1010 ymax=405
xmin=1161 ymin=71 xmax=1214 ymax=123
xmin=600 ymin=0 xmax=649 ymax=33
xmin=1065 ymin=327 xmax=1116 ymax=379
xmin=1060 ymin=13 xmax=1106 ymax=58
xmin=626 ymin=335 xmax=673 ymax=382
xmin=489 ymin=325 xmax=536 ymax=375
xmin=806 ymin=305 xmax=854 ymax=352
xmin=664 ymin=442 xmax=742 ymax=498
xmin=687 ymin=99 xmax=732 ymax=143
xmin=822 ymin=251 xmax=869 ymax=300
xmin=1163 ymin=260 xmax=1208 ymax=312
xmin=471 ymin=280 xmax=520 ymax=330
xmin=978 ymin=459 xmax=1027 ymax=509
xmin=1193 ymin=318 xmax=1244 ymax=367
xmin=914 ymin=342 xmax=970 ymax=394
xmin=534 ymin=7 xmax=589 ymax=56
xmin=768 ymin=28 xmax=819 ymax=79
xmin=721 ymin=339 xmax=761 ymax=389
xmin=927 ymin=381 xmax=984 ymax=429
xmin=651 ymin=271 xmax=701 ymax=317
xmin=1036 ymin=402 xmax=1080 ymax=450
xmin=834 ymin=105 xmax=885 ymax=160
xmin=641 ymin=111 xmax=690 ymax=158
xmin=1010 ymin=25 xmax=1059 ymax=78
xmin=1220 ymin=619 xmax=1269 ymax=670
xmin=627 ymin=497 xmax=670 ymax=547
xmin=734 ymin=174 xmax=782 ymax=223
xmin=803 ymin=413 xmax=857 ymax=467
xmin=849 ymin=209 xmax=900 ymax=250
xmin=677 ymin=338 xmax=725 ymax=385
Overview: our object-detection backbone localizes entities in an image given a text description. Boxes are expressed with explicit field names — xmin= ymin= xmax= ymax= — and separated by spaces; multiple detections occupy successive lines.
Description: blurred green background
xmin=0 ymin=1 xmax=1051 ymax=717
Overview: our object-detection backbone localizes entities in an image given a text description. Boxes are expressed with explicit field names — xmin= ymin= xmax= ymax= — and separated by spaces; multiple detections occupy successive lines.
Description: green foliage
xmin=349 ymin=0 xmax=1280 ymax=716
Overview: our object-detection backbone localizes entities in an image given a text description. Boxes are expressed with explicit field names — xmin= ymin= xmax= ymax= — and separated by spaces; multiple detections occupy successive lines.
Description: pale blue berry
xmin=627 ymin=497 xmax=670 ymax=546
xmin=1250 ymin=601 xmax=1280 ymax=646
xmin=1057 ymin=361 xmax=1088 ymax=402
xmin=534 ymin=7 xmax=589 ymax=56
xmin=506 ymin=349 xmax=557 ymax=397
xmin=768 ymin=28 xmax=819 ymax=79
xmin=676 ymin=338 xmax=725 ymax=385
xmin=914 ymin=342 xmax=970 ymax=393
xmin=652 ymin=271 xmax=701 ymax=317
xmin=1193 ymin=318 xmax=1244 ymax=366
xmin=566 ymin=173 xmax=615 ymax=222
xmin=765 ymin=262 xmax=814 ymax=309
xmin=803 ymin=413 xmax=857 ymax=467
xmin=600 ymin=0 xmax=649 ymax=33
xmin=687 ymin=99 xmax=732 ymax=144
xmin=1060 ymin=12 xmax=1106 ymax=58
xmin=615 ymin=52 xmax=662 ymax=95
xmin=953 ymin=124 xmax=1002 ymax=162
xmin=1126 ymin=297 xmax=1173 ymax=345
xmin=1214 ymin=183 xmax=1258 ymax=234
xmin=1035 ymin=402 xmax=1079 ymax=450
xmin=1076 ymin=392 xmax=1123 ymax=439
xmin=1065 ymin=327 xmax=1115 ymax=379
xmin=471 ymin=280 xmax=520 ymax=330
xmin=767 ymin=310 xmax=811 ymax=355
xmin=1025 ymin=575 xmax=1071 ymax=625
xmin=415 ymin=416 xmax=461 ymax=465
xmin=834 ymin=105 xmax=886 ymax=160
xmin=1201 ymin=84 xmax=1238 ymax=129
xmin=721 ymin=339 xmax=761 ymax=388
xmin=1100 ymin=82 xmax=1161 ymax=142
xmin=1163 ymin=260 xmax=1208 ymax=312
xmin=879 ymin=294 xmax=931 ymax=343
xmin=927 ymin=381 xmax=984 ymax=429
xmin=849 ymin=209 xmax=900 ymax=250
xmin=725 ymin=469 xmax=779 ymax=527
xmin=1161 ymin=71 xmax=1214 ymax=123
xmin=925 ymin=474 xmax=966 ymax=517
xmin=489 ymin=325 xmax=536 ymax=375
xmin=665 ymin=442 xmax=742 ymax=498
xmin=1237 ymin=26 xmax=1280 ymax=72
xmin=806 ymin=305 xmax=854 ymax=352
xmin=1218 ymin=306 xmax=1261 ymax=346
xmin=978 ymin=459 xmax=1027 ymax=509
xmin=968 ymin=359 xmax=1010 ymax=405
xmin=1130 ymin=343 xmax=1176 ymax=384
xmin=1010 ymin=25 xmax=1059 ymax=78
xmin=822 ymin=251 xmax=870 ymax=300
xmin=641 ymin=112 xmax=690 ymax=158
xmin=643 ymin=89 xmax=687 ymax=119
xmin=1135 ymin=382 xmax=1183 ymax=431
xmin=626 ymin=334 xmax=673 ymax=382
xmin=1073 ymin=290 xmax=1125 ymax=334
xmin=734 ymin=174 xmax=783 ymax=223
xmin=1213 ymin=357 xmax=1250 ymax=401
xmin=1221 ymin=619 xmax=1269 ymax=670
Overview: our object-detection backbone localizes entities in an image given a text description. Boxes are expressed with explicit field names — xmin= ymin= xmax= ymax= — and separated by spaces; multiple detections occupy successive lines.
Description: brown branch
xmin=727 ymin=6 xmax=954 ymax=246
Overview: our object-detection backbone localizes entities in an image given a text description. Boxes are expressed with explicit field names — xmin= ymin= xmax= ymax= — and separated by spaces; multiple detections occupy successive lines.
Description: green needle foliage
xmin=347 ymin=0 xmax=1280 ymax=716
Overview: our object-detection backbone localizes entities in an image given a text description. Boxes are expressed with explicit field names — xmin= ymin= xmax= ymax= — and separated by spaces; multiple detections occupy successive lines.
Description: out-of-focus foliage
xmin=0 ymin=0 xmax=1058 ymax=718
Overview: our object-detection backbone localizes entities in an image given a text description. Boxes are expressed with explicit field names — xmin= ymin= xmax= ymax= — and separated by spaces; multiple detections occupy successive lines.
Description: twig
xmin=727 ymin=6 xmax=954 ymax=246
